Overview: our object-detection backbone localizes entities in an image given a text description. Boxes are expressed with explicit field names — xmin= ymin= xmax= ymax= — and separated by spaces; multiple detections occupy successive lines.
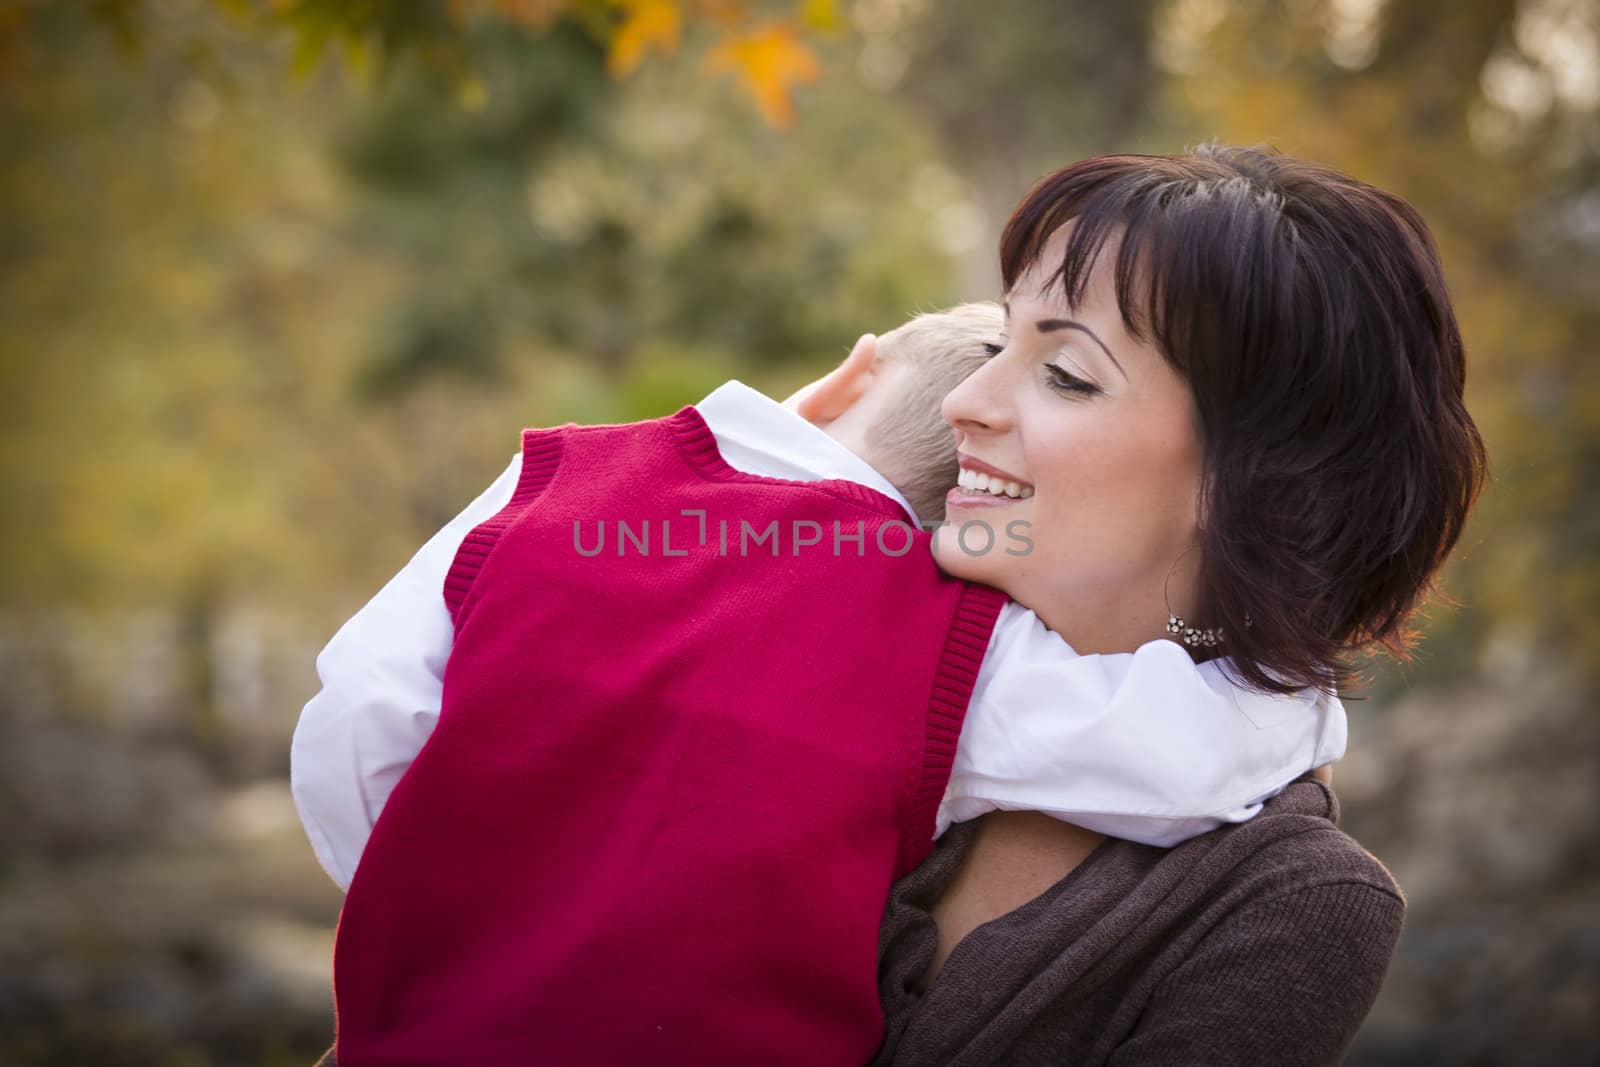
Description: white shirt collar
xmin=695 ymin=380 xmax=923 ymax=527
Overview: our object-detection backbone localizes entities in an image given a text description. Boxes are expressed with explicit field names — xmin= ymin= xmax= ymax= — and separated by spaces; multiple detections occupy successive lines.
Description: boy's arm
xmin=290 ymin=453 xmax=522 ymax=889
xmin=948 ymin=604 xmax=1345 ymax=849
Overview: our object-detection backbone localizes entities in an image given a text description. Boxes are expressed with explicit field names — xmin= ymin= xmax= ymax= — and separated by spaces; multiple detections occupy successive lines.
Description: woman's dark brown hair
xmin=1000 ymin=143 xmax=1488 ymax=696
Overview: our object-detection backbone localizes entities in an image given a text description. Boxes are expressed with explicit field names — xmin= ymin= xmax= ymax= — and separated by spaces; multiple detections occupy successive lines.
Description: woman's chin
xmin=932 ymin=525 xmax=1006 ymax=584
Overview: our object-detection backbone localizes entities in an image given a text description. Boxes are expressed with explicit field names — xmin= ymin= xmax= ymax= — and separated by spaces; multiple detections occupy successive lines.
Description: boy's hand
xmin=1312 ymin=763 xmax=1334 ymax=786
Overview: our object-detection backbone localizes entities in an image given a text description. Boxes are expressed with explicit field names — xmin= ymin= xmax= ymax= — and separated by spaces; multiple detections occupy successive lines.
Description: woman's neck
xmin=1028 ymin=596 xmax=1169 ymax=656
xmin=1024 ymin=559 xmax=1202 ymax=656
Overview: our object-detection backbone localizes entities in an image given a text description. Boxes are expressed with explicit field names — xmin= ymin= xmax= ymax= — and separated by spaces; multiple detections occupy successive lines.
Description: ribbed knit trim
xmin=664 ymin=403 xmax=1008 ymax=870
xmin=900 ymin=581 xmax=1010 ymax=877
xmin=443 ymin=426 xmax=568 ymax=627
xmin=662 ymin=404 xmax=913 ymax=518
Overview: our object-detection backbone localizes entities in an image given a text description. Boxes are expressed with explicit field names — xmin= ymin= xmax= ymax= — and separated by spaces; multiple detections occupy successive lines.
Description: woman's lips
xmin=957 ymin=452 xmax=1029 ymax=488
xmin=946 ymin=483 xmax=1027 ymax=509
xmin=950 ymin=454 xmax=1033 ymax=509
xmin=947 ymin=473 xmax=1033 ymax=510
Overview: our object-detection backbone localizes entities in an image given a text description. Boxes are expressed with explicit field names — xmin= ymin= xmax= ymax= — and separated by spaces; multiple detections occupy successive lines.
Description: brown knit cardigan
xmin=871 ymin=774 xmax=1404 ymax=1066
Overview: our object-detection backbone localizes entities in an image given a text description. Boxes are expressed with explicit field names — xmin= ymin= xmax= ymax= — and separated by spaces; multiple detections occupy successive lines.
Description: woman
xmin=871 ymin=144 xmax=1486 ymax=1065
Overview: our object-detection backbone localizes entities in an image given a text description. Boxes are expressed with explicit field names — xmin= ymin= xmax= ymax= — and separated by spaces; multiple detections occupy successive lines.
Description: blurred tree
xmin=818 ymin=0 xmax=1166 ymax=296
xmin=1 ymin=0 xmax=953 ymax=396
xmin=3 ymin=0 xmax=839 ymax=129
xmin=898 ymin=1 xmax=1165 ymax=228
xmin=6 ymin=0 xmax=1595 ymax=740
xmin=323 ymin=11 xmax=952 ymax=394
xmin=0 ymin=6 xmax=407 ymax=752
xmin=0 ymin=0 xmax=956 ymax=754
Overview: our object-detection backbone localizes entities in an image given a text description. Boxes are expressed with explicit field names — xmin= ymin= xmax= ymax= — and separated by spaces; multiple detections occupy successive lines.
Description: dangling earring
xmin=1162 ymin=550 xmax=1250 ymax=648
xmin=1164 ymin=609 xmax=1224 ymax=648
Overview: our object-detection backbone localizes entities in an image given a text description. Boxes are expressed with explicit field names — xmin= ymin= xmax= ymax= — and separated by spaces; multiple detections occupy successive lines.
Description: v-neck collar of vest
xmin=663 ymin=403 xmax=920 ymax=523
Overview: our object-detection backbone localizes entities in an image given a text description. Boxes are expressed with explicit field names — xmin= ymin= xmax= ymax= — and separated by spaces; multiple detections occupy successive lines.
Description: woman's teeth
xmin=957 ymin=468 xmax=1034 ymax=499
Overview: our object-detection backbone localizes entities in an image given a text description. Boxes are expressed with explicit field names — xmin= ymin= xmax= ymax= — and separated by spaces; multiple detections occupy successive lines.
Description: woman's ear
xmin=783 ymin=334 xmax=879 ymax=426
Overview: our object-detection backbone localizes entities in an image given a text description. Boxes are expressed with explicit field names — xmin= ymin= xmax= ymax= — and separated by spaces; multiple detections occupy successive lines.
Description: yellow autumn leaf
xmin=701 ymin=21 xmax=820 ymax=129
xmin=607 ymin=0 xmax=682 ymax=78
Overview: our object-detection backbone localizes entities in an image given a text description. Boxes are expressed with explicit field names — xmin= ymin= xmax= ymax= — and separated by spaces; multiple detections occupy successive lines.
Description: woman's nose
xmin=941 ymin=357 xmax=1013 ymax=434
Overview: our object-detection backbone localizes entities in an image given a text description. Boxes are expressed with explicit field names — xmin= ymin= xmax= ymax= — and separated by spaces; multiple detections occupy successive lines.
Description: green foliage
xmin=3 ymin=0 xmax=1597 ymax=700
xmin=332 ymin=17 xmax=948 ymax=398
xmin=0 ymin=1 xmax=952 ymax=618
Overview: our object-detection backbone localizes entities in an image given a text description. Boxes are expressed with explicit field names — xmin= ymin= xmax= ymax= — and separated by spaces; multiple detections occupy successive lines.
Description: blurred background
xmin=1 ymin=0 xmax=1596 ymax=1063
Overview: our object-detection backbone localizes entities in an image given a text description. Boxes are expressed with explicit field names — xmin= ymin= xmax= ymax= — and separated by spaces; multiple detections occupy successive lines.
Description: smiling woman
xmin=937 ymin=221 xmax=1207 ymax=662
xmin=874 ymin=143 xmax=1489 ymax=1066
xmin=938 ymin=146 xmax=1486 ymax=697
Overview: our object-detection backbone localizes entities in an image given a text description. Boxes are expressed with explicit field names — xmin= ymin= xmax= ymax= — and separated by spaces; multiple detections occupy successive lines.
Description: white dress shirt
xmin=291 ymin=380 xmax=1347 ymax=890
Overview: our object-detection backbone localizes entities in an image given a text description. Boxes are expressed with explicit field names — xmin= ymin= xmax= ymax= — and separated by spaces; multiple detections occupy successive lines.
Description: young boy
xmin=295 ymin=303 xmax=1343 ymax=1066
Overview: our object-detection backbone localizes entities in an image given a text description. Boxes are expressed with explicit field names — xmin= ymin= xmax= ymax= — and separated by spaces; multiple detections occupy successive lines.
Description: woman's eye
xmin=1046 ymin=364 xmax=1100 ymax=397
xmin=982 ymin=341 xmax=1004 ymax=357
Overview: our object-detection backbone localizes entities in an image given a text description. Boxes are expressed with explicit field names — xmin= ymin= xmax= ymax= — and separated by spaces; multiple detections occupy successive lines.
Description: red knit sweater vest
xmin=331 ymin=405 xmax=1007 ymax=1066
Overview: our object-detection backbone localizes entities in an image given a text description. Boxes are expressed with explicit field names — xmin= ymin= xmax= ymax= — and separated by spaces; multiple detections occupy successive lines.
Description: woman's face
xmin=936 ymin=224 xmax=1206 ymax=653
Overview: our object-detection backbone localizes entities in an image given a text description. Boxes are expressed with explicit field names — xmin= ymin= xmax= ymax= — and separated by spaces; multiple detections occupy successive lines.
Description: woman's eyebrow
xmin=1035 ymin=319 xmax=1127 ymax=380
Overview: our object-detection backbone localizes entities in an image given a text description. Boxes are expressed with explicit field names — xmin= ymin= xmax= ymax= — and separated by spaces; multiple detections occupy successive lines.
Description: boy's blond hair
xmin=865 ymin=301 xmax=1004 ymax=524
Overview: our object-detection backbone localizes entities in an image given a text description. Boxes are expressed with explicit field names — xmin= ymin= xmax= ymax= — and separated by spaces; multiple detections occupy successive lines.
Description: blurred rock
xmin=0 ymin=716 xmax=215 ymax=867
xmin=1338 ymin=653 xmax=1600 ymax=1066
xmin=2 ymin=641 xmax=1595 ymax=1064
xmin=0 ymin=710 xmax=341 ymax=1066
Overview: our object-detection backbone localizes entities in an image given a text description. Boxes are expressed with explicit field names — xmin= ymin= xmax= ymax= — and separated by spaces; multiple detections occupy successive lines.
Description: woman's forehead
xmin=1004 ymin=222 xmax=1171 ymax=382
xmin=1008 ymin=225 xmax=1128 ymax=317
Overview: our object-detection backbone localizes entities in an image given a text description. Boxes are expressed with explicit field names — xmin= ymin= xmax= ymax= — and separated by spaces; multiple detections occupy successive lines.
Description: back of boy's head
xmin=866 ymin=301 xmax=1004 ymax=524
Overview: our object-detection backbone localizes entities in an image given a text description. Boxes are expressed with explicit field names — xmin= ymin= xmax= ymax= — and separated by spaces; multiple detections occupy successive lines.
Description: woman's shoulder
xmin=1079 ymin=785 xmax=1406 ymax=1067
xmin=1201 ymin=774 xmax=1404 ymax=906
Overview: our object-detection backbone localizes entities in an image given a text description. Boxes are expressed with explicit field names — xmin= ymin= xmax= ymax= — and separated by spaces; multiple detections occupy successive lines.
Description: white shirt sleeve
xmin=289 ymin=453 xmax=523 ymax=889
xmin=939 ymin=602 xmax=1348 ymax=847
